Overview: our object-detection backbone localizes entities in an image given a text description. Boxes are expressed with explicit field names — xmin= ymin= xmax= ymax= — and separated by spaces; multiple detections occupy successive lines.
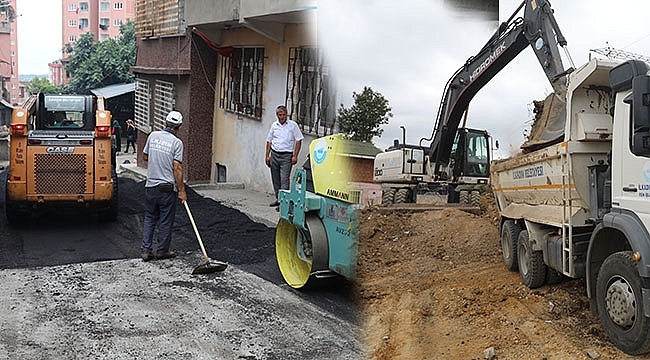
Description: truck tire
xmin=394 ymin=188 xmax=410 ymax=204
xmin=382 ymin=189 xmax=395 ymax=206
xmin=517 ymin=230 xmax=546 ymax=289
xmin=596 ymin=251 xmax=650 ymax=355
xmin=500 ymin=220 xmax=521 ymax=271
xmin=470 ymin=190 xmax=481 ymax=207
xmin=459 ymin=190 xmax=469 ymax=205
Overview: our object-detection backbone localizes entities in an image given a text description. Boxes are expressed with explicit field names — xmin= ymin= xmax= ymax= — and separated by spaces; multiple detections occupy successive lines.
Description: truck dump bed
xmin=491 ymin=59 xmax=618 ymax=228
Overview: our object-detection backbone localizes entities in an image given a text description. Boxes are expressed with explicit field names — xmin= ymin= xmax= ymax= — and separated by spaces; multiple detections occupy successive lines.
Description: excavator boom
xmin=429 ymin=0 xmax=570 ymax=178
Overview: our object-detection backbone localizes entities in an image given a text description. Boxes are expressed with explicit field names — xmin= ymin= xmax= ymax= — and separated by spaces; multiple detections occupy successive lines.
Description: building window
xmin=68 ymin=3 xmax=77 ymax=11
xmin=99 ymin=34 xmax=109 ymax=41
xmin=220 ymin=47 xmax=264 ymax=119
xmin=100 ymin=2 xmax=110 ymax=12
xmin=68 ymin=19 xmax=77 ymax=27
xmin=154 ymin=80 xmax=175 ymax=131
xmin=68 ymin=35 xmax=77 ymax=43
xmin=100 ymin=18 xmax=110 ymax=30
xmin=79 ymin=2 xmax=89 ymax=12
xmin=286 ymin=47 xmax=336 ymax=136
xmin=135 ymin=0 xmax=184 ymax=37
xmin=114 ymin=2 xmax=123 ymax=10
xmin=134 ymin=78 xmax=151 ymax=133
xmin=79 ymin=18 xmax=89 ymax=29
xmin=113 ymin=18 xmax=122 ymax=26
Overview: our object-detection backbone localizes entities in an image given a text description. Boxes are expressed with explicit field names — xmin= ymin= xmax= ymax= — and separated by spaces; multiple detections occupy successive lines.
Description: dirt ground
xmin=356 ymin=193 xmax=640 ymax=360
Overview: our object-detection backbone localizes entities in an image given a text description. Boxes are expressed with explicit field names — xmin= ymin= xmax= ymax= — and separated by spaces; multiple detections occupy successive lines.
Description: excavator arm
xmin=428 ymin=0 xmax=570 ymax=179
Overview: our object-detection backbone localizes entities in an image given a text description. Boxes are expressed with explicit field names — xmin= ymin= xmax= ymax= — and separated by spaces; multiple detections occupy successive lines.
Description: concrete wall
xmin=211 ymin=24 xmax=316 ymax=194
xmin=185 ymin=0 xmax=239 ymax=27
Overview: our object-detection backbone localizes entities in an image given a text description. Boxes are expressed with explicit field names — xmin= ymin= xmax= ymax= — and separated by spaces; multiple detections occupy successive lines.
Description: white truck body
xmin=491 ymin=58 xmax=650 ymax=355
xmin=492 ymin=59 xmax=614 ymax=233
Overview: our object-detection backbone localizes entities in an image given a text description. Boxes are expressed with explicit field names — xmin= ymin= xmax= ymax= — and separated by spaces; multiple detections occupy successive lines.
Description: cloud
xmin=17 ymin=1 xmax=62 ymax=75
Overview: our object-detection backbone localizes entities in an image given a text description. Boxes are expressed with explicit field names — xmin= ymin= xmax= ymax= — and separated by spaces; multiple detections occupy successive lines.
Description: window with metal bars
xmin=153 ymin=80 xmax=175 ymax=130
xmin=134 ymin=78 xmax=151 ymax=133
xmin=219 ymin=47 xmax=264 ymax=119
xmin=285 ymin=47 xmax=336 ymax=136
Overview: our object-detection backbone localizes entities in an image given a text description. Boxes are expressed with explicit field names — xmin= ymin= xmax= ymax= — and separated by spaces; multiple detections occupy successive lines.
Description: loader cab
xmin=35 ymin=94 xmax=96 ymax=132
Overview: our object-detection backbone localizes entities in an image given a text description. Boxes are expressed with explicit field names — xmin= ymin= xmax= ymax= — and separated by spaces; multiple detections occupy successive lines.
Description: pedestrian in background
xmin=265 ymin=105 xmax=303 ymax=207
xmin=125 ymin=119 xmax=137 ymax=153
xmin=140 ymin=110 xmax=187 ymax=262
xmin=112 ymin=118 xmax=122 ymax=154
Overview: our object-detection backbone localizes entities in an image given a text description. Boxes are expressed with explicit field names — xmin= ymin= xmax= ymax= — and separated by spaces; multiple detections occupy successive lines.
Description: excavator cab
xmin=451 ymin=128 xmax=491 ymax=180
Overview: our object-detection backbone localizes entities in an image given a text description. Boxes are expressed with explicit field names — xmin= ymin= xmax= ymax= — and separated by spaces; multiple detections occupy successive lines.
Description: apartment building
xmin=132 ymin=0 xmax=326 ymax=192
xmin=55 ymin=0 xmax=135 ymax=85
xmin=0 ymin=0 xmax=18 ymax=105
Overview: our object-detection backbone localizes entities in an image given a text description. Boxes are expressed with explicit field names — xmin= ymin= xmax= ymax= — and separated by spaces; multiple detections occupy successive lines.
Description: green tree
xmin=63 ymin=21 xmax=136 ymax=94
xmin=25 ymin=76 xmax=61 ymax=95
xmin=337 ymin=86 xmax=392 ymax=142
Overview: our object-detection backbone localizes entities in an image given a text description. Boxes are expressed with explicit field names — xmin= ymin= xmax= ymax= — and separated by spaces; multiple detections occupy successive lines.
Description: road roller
xmin=275 ymin=134 xmax=360 ymax=289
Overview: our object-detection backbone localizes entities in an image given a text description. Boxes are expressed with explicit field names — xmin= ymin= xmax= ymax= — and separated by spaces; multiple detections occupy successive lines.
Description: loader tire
xmin=382 ymin=189 xmax=395 ymax=206
xmin=394 ymin=188 xmax=410 ymax=204
xmin=517 ymin=230 xmax=546 ymax=289
xmin=470 ymin=190 xmax=481 ymax=207
xmin=459 ymin=190 xmax=469 ymax=205
xmin=500 ymin=219 xmax=521 ymax=271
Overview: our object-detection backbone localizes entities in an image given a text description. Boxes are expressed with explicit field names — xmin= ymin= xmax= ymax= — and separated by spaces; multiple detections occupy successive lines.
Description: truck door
xmin=611 ymin=80 xmax=650 ymax=225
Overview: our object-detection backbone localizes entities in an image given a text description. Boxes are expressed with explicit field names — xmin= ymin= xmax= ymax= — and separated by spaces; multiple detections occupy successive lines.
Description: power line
xmin=589 ymin=45 xmax=650 ymax=64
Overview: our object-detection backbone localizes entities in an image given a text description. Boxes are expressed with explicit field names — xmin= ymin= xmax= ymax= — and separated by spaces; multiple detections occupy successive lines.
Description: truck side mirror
xmin=631 ymin=75 xmax=650 ymax=157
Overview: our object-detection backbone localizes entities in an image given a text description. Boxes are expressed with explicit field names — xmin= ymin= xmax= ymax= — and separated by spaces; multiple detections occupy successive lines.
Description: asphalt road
xmin=0 ymin=170 xmax=362 ymax=359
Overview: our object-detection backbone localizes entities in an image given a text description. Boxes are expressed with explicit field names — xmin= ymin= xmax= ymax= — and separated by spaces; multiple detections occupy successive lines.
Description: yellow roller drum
xmin=275 ymin=218 xmax=312 ymax=288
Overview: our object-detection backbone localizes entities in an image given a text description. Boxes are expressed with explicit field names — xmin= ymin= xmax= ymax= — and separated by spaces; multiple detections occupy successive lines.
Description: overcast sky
xmin=17 ymin=0 xmax=62 ymax=75
xmin=319 ymin=0 xmax=650 ymax=158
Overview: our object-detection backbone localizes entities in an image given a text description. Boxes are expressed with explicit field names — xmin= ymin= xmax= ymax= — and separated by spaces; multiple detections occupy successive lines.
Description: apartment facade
xmin=0 ymin=0 xmax=18 ymax=105
xmin=132 ymin=0 xmax=330 ymax=193
xmin=55 ymin=0 xmax=136 ymax=85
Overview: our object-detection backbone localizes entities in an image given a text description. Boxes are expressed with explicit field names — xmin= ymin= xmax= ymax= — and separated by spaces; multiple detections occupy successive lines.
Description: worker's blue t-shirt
xmin=143 ymin=129 xmax=183 ymax=190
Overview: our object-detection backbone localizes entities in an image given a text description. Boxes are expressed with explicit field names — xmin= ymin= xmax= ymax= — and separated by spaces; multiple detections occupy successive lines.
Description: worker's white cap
xmin=166 ymin=111 xmax=183 ymax=126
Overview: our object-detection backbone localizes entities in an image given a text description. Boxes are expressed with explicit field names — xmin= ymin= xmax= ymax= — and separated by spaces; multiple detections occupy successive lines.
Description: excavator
xmin=375 ymin=0 xmax=572 ymax=206
xmin=275 ymin=0 xmax=572 ymax=289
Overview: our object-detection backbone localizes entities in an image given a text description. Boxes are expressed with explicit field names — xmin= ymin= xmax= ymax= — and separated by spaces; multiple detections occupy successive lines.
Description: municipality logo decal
xmin=313 ymin=139 xmax=328 ymax=164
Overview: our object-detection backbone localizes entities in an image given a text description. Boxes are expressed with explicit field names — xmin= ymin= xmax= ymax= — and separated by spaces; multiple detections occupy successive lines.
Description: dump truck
xmin=6 ymin=93 xmax=117 ymax=225
xmin=492 ymin=57 xmax=650 ymax=355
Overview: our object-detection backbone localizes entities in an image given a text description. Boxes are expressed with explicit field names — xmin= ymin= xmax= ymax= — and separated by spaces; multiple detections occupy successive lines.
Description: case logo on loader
xmin=46 ymin=146 xmax=75 ymax=154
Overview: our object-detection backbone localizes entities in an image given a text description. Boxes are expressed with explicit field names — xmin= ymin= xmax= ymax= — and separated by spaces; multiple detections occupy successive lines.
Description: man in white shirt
xmin=265 ymin=105 xmax=304 ymax=207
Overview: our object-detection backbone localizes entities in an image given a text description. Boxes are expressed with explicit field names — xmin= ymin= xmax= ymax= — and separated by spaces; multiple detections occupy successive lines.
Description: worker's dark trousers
xmin=141 ymin=186 xmax=178 ymax=254
xmin=270 ymin=150 xmax=293 ymax=200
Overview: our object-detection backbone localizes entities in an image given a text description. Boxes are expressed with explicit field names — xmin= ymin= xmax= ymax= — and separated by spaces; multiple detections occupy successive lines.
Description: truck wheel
xmin=381 ymin=189 xmax=395 ymax=206
xmin=394 ymin=188 xmax=410 ymax=203
xmin=517 ymin=230 xmax=546 ymax=289
xmin=596 ymin=251 xmax=650 ymax=355
xmin=469 ymin=190 xmax=481 ymax=207
xmin=500 ymin=220 xmax=521 ymax=271
xmin=459 ymin=190 xmax=469 ymax=205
